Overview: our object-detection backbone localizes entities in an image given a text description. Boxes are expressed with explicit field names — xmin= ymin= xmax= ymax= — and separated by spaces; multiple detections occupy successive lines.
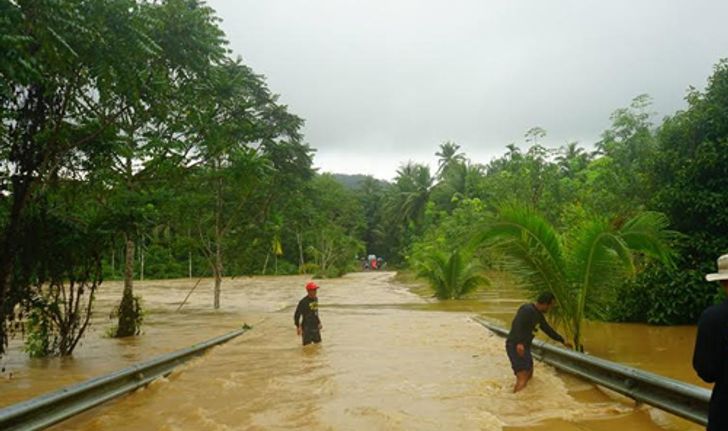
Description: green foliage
xmin=0 ymin=0 xmax=229 ymax=354
xmin=413 ymin=247 xmax=488 ymax=300
xmin=24 ymin=309 xmax=52 ymax=358
xmin=354 ymin=176 xmax=395 ymax=260
xmin=637 ymin=60 xmax=728 ymax=323
xmin=294 ymin=174 xmax=365 ymax=278
xmin=477 ymin=205 xmax=675 ymax=348
xmin=300 ymin=263 xmax=321 ymax=275
xmin=608 ymin=265 xmax=723 ymax=325
xmin=2 ymin=0 xmax=728 ymax=363
xmin=14 ymin=190 xmax=109 ymax=356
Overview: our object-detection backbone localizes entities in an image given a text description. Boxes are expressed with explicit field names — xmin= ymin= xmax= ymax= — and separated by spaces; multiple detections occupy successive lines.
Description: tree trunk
xmin=139 ymin=242 xmax=144 ymax=281
xmin=0 ymin=179 xmax=33 ymax=353
xmin=213 ymin=165 xmax=222 ymax=309
xmin=116 ymin=236 xmax=137 ymax=337
xmin=262 ymin=253 xmax=270 ymax=275
xmin=213 ymin=242 xmax=221 ymax=309
xmin=296 ymin=231 xmax=305 ymax=271
xmin=188 ymin=251 xmax=192 ymax=279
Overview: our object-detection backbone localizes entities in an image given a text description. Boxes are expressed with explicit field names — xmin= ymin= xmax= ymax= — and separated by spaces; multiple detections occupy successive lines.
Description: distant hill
xmin=329 ymin=173 xmax=390 ymax=190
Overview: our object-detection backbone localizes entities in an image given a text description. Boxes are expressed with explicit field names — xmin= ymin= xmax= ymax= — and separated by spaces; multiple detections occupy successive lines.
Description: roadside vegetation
xmin=2 ymin=2 xmax=727 ymax=357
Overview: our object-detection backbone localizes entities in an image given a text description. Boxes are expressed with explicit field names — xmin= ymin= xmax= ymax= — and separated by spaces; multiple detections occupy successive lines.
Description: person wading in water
xmin=506 ymin=292 xmax=572 ymax=392
xmin=294 ymin=281 xmax=322 ymax=346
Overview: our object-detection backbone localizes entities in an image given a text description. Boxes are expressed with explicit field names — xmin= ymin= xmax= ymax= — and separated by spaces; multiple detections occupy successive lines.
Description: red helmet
xmin=305 ymin=281 xmax=319 ymax=291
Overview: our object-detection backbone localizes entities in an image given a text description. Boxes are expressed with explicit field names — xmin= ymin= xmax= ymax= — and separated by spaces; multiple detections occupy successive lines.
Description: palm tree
xmin=556 ymin=142 xmax=589 ymax=177
xmin=415 ymin=247 xmax=488 ymax=299
xmin=435 ymin=161 xmax=485 ymax=207
xmin=392 ymin=162 xmax=434 ymax=226
xmin=435 ymin=141 xmax=466 ymax=178
xmin=504 ymin=143 xmax=521 ymax=161
xmin=476 ymin=206 xmax=675 ymax=349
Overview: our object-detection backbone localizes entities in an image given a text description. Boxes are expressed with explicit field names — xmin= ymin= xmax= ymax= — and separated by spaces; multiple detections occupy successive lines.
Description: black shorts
xmin=302 ymin=330 xmax=321 ymax=346
xmin=506 ymin=340 xmax=533 ymax=373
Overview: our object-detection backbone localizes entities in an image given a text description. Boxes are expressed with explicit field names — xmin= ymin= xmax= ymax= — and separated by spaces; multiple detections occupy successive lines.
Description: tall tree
xmin=186 ymin=60 xmax=306 ymax=308
xmin=582 ymin=94 xmax=658 ymax=218
xmin=90 ymin=0 xmax=227 ymax=336
xmin=390 ymin=162 xmax=435 ymax=227
xmin=638 ymin=59 xmax=728 ymax=323
xmin=0 ymin=0 xmax=216 ymax=350
xmin=435 ymin=141 xmax=465 ymax=179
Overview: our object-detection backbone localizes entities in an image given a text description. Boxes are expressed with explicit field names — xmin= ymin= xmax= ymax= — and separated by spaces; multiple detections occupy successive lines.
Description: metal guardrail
xmin=472 ymin=316 xmax=710 ymax=426
xmin=0 ymin=327 xmax=250 ymax=431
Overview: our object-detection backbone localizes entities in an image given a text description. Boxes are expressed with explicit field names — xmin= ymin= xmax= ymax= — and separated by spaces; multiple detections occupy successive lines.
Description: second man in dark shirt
xmin=506 ymin=292 xmax=572 ymax=392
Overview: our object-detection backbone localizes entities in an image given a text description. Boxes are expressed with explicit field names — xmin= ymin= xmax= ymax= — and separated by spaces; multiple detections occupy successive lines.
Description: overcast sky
xmin=207 ymin=0 xmax=728 ymax=181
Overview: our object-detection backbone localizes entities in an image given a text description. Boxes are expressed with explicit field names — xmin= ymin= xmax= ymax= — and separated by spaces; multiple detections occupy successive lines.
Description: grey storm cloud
xmin=207 ymin=0 xmax=728 ymax=180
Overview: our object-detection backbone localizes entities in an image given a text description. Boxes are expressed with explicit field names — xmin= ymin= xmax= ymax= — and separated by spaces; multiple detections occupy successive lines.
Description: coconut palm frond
xmin=483 ymin=205 xmax=567 ymax=296
xmin=568 ymin=219 xmax=633 ymax=332
xmin=619 ymin=211 xmax=678 ymax=268
xmin=415 ymin=249 xmax=448 ymax=298
xmin=476 ymin=205 xmax=676 ymax=349
xmin=570 ymin=219 xmax=634 ymax=290
xmin=455 ymin=255 xmax=489 ymax=297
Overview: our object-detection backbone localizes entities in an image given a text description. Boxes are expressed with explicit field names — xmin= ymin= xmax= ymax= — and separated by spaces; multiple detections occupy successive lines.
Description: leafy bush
xmin=17 ymin=200 xmax=108 ymax=356
xmin=272 ymin=259 xmax=299 ymax=275
xmin=299 ymin=262 xmax=320 ymax=274
xmin=608 ymin=262 xmax=724 ymax=324
xmin=413 ymin=247 xmax=488 ymax=299
xmin=24 ymin=309 xmax=52 ymax=358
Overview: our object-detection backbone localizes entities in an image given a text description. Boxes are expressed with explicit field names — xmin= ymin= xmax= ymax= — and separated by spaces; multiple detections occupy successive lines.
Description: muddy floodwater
xmin=1 ymin=272 xmax=708 ymax=430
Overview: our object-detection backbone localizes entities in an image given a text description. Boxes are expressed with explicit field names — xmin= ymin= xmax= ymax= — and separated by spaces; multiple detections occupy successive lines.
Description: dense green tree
xmin=88 ymin=0 xmax=226 ymax=336
xmin=479 ymin=143 xmax=561 ymax=222
xmin=389 ymin=162 xmax=435 ymax=227
xmin=555 ymin=142 xmax=590 ymax=178
xmin=580 ymin=95 xmax=658 ymax=218
xmin=286 ymin=174 xmax=365 ymax=276
xmin=355 ymin=176 xmax=389 ymax=257
xmin=181 ymin=59 xmax=309 ymax=306
xmin=635 ymin=60 xmax=728 ymax=323
xmin=0 ymin=0 xmax=226 ymax=350
xmin=430 ymin=160 xmax=485 ymax=213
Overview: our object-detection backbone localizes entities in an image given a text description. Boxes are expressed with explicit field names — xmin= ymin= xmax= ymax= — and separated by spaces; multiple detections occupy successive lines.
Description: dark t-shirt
xmin=693 ymin=299 xmax=728 ymax=431
xmin=506 ymin=303 xmax=564 ymax=346
xmin=294 ymin=295 xmax=320 ymax=331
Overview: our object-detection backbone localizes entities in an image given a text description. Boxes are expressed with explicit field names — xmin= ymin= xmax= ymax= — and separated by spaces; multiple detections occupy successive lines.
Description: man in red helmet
xmin=294 ymin=281 xmax=322 ymax=345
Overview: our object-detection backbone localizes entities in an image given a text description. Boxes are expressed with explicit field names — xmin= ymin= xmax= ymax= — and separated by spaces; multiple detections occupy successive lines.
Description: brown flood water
xmin=0 ymin=272 xmax=708 ymax=430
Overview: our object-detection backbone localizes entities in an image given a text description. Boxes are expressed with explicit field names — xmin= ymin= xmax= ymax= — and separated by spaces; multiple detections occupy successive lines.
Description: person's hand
xmin=516 ymin=343 xmax=525 ymax=358
xmin=296 ymin=326 xmax=302 ymax=336
xmin=318 ymin=323 xmax=322 ymax=330
xmin=563 ymin=341 xmax=573 ymax=349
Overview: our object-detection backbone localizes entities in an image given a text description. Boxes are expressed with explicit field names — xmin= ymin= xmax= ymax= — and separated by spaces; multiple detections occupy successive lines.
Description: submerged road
xmin=2 ymin=272 xmax=701 ymax=430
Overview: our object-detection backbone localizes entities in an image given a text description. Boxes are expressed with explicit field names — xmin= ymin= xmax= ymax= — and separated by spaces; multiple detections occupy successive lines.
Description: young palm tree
xmin=415 ymin=247 xmax=488 ymax=300
xmin=476 ymin=206 xmax=675 ymax=349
